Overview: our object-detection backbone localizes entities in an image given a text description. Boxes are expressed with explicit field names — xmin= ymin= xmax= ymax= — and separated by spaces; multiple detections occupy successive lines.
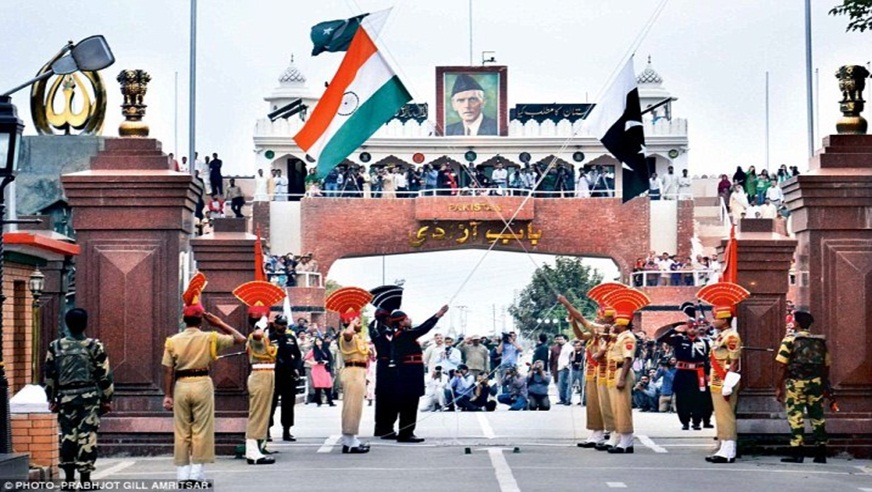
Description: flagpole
xmin=189 ymin=0 xmax=197 ymax=178
xmin=804 ymin=0 xmax=814 ymax=158
xmin=468 ymin=0 xmax=473 ymax=65
xmin=765 ymin=71 xmax=770 ymax=173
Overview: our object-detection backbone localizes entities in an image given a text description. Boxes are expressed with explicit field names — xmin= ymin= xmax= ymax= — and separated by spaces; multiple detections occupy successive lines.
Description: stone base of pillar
xmin=97 ymin=416 xmax=246 ymax=456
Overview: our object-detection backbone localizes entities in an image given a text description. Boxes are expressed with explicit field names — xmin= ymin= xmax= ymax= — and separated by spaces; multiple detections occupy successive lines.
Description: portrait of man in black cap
xmin=444 ymin=72 xmax=499 ymax=136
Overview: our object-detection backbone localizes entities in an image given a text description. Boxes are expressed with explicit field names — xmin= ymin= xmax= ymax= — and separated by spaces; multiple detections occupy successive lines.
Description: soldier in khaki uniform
xmin=697 ymin=281 xmax=750 ymax=464
xmin=601 ymin=287 xmax=651 ymax=454
xmin=558 ymin=287 xmax=620 ymax=449
xmin=163 ymin=274 xmax=245 ymax=482
xmin=233 ymin=281 xmax=288 ymax=465
xmin=775 ymin=310 xmax=831 ymax=464
xmin=326 ymin=287 xmax=375 ymax=454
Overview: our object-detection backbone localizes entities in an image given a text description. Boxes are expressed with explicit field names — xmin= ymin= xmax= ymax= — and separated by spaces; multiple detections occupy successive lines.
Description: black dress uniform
xmin=389 ymin=312 xmax=441 ymax=442
xmin=269 ymin=317 xmax=302 ymax=441
xmin=371 ymin=314 xmax=399 ymax=438
xmin=666 ymin=327 xmax=712 ymax=430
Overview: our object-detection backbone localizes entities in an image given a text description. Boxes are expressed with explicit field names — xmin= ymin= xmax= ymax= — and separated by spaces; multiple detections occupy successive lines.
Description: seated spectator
xmin=526 ymin=360 xmax=551 ymax=411
xmin=497 ymin=366 xmax=528 ymax=411
xmin=420 ymin=366 xmax=447 ymax=412
xmin=225 ymin=178 xmax=245 ymax=218
xmin=447 ymin=364 xmax=478 ymax=411
xmin=207 ymin=194 xmax=224 ymax=218
xmin=632 ymin=375 xmax=658 ymax=412
xmin=469 ymin=373 xmax=497 ymax=412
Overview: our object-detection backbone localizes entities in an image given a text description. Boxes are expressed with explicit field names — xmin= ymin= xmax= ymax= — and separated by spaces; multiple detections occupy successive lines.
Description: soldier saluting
xmin=775 ymin=310 xmax=831 ymax=464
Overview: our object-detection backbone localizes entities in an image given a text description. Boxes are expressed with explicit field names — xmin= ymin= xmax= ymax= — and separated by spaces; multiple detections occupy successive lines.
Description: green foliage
xmin=324 ymin=279 xmax=342 ymax=296
xmin=830 ymin=0 xmax=872 ymax=32
xmin=508 ymin=257 xmax=604 ymax=337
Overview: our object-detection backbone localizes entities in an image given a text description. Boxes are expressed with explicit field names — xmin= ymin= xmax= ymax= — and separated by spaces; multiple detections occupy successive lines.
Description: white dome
xmin=636 ymin=56 xmax=663 ymax=85
xmin=279 ymin=54 xmax=307 ymax=85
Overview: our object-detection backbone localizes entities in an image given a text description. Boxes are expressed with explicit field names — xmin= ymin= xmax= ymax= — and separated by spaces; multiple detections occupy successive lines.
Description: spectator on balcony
xmin=207 ymin=194 xmax=225 ymax=219
xmin=423 ymin=164 xmax=438 ymax=195
xmin=729 ymin=184 xmax=749 ymax=224
xmin=304 ymin=168 xmax=321 ymax=197
xmin=760 ymin=198 xmax=778 ymax=219
xmin=661 ymin=166 xmax=679 ymax=200
xmin=575 ymin=168 xmax=591 ymax=198
xmin=744 ymin=165 xmax=758 ymax=203
xmin=776 ymin=164 xmax=790 ymax=183
xmin=756 ymin=172 xmax=771 ymax=205
xmin=648 ymin=172 xmax=661 ymax=200
xmin=717 ymin=174 xmax=732 ymax=211
xmin=658 ymin=252 xmax=674 ymax=286
xmin=678 ymin=169 xmax=693 ymax=200
xmin=225 ymin=178 xmax=245 ymax=218
xmin=274 ymin=169 xmax=288 ymax=201
xmin=766 ymin=180 xmax=784 ymax=208
xmin=491 ymin=162 xmax=508 ymax=191
xmin=267 ymin=169 xmax=277 ymax=200
xmin=380 ymin=167 xmax=397 ymax=198
xmin=732 ymin=165 xmax=746 ymax=189
xmin=393 ymin=167 xmax=408 ymax=197
xmin=254 ymin=169 xmax=269 ymax=202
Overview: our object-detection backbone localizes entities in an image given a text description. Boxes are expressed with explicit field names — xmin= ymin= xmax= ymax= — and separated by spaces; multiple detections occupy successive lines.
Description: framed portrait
xmin=436 ymin=66 xmax=508 ymax=137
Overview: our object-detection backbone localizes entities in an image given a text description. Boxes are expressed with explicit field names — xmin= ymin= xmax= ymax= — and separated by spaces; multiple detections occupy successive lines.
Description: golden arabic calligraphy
xmin=409 ymin=221 xmax=542 ymax=248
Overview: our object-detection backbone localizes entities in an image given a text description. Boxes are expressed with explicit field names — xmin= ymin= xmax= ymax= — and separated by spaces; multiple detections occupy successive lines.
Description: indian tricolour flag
xmin=294 ymin=11 xmax=411 ymax=177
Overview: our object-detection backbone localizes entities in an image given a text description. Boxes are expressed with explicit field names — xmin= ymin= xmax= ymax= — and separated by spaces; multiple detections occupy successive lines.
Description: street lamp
xmin=0 ymin=33 xmax=114 ymax=454
xmin=29 ymin=269 xmax=45 ymax=386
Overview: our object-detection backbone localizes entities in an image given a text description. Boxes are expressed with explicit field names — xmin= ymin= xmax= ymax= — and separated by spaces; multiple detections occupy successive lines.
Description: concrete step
xmin=694 ymin=206 xmax=720 ymax=219
xmin=692 ymin=196 xmax=721 ymax=207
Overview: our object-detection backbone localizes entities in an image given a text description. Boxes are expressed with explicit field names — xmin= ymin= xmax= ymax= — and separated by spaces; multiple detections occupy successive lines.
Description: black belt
xmin=345 ymin=361 xmax=367 ymax=368
xmin=175 ymin=368 xmax=210 ymax=379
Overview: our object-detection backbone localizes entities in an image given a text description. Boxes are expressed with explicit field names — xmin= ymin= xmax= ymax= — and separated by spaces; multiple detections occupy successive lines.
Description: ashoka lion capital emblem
xmin=117 ymin=69 xmax=152 ymax=137
xmin=835 ymin=64 xmax=870 ymax=135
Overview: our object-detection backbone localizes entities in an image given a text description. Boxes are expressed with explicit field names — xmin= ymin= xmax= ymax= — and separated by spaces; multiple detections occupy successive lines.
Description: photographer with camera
xmin=497 ymin=366 xmax=528 ymax=411
xmin=496 ymin=331 xmax=522 ymax=387
xmin=632 ymin=374 xmax=658 ymax=412
xmin=419 ymin=366 xmax=447 ymax=412
xmin=527 ymin=360 xmax=552 ymax=411
xmin=447 ymin=364 xmax=477 ymax=411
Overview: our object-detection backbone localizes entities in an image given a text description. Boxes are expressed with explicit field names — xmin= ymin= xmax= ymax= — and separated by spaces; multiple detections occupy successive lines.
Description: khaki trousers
xmin=585 ymin=379 xmax=603 ymax=431
xmin=173 ymin=377 xmax=215 ymax=466
xmin=597 ymin=378 xmax=615 ymax=431
xmin=341 ymin=366 xmax=366 ymax=436
xmin=711 ymin=387 xmax=738 ymax=440
xmin=246 ymin=370 xmax=276 ymax=440
xmin=608 ymin=371 xmax=635 ymax=434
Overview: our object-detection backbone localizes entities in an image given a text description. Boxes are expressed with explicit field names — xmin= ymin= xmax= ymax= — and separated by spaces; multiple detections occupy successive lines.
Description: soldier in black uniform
xmin=269 ymin=315 xmax=302 ymax=442
xmin=387 ymin=305 xmax=448 ymax=443
xmin=371 ymin=308 xmax=398 ymax=439
xmin=661 ymin=303 xmax=713 ymax=430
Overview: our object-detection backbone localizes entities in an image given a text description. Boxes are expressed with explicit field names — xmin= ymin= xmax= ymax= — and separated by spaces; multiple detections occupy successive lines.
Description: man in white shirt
xmin=423 ymin=334 xmax=445 ymax=373
xmin=648 ymin=172 xmax=662 ymax=200
xmin=491 ymin=163 xmax=508 ymax=192
xmin=661 ymin=166 xmax=679 ymax=200
xmin=419 ymin=367 xmax=447 ymax=412
xmin=274 ymin=169 xmax=289 ymax=201
xmin=254 ymin=169 xmax=269 ymax=202
xmin=678 ymin=169 xmax=693 ymax=200
xmin=759 ymin=198 xmax=778 ymax=219
xmin=195 ymin=152 xmax=208 ymax=181
xmin=556 ymin=335 xmax=574 ymax=405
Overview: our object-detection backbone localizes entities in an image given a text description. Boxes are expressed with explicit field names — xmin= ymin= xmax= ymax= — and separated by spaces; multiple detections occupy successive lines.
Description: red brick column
xmin=12 ymin=412 xmax=59 ymax=478
xmin=61 ymin=138 xmax=200 ymax=454
xmin=782 ymin=134 xmax=872 ymax=457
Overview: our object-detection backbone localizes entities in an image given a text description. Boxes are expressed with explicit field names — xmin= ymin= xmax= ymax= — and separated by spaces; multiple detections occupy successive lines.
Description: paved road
xmin=92 ymin=402 xmax=872 ymax=492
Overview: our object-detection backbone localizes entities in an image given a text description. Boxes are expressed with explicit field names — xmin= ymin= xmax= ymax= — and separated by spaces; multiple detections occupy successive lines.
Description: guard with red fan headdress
xmin=162 ymin=273 xmax=246 ymax=482
xmin=326 ymin=287 xmax=374 ymax=454
xmin=697 ymin=281 xmax=750 ymax=464
xmin=601 ymin=286 xmax=651 ymax=454
xmin=233 ymin=279 xmax=286 ymax=465
xmin=558 ymin=282 xmax=624 ymax=450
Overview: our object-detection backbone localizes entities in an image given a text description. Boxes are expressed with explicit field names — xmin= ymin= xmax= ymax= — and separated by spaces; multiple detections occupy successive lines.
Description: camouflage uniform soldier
xmin=44 ymin=308 xmax=114 ymax=485
xmin=775 ymin=310 xmax=831 ymax=464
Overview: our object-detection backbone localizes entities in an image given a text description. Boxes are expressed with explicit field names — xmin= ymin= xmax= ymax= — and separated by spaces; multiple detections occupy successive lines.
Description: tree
xmin=830 ymin=0 xmax=872 ymax=32
xmin=508 ymin=256 xmax=604 ymax=338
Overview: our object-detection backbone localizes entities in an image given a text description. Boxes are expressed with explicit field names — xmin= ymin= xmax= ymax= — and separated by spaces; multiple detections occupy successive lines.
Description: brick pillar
xmin=189 ymin=219 xmax=254 ymax=453
xmin=781 ymin=134 xmax=872 ymax=457
xmin=725 ymin=219 xmax=797 ymax=448
xmin=61 ymin=138 xmax=199 ymax=454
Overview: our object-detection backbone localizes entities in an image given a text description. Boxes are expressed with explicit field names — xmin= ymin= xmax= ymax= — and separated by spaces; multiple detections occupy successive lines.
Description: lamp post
xmin=29 ymin=268 xmax=45 ymax=386
xmin=0 ymin=95 xmax=24 ymax=454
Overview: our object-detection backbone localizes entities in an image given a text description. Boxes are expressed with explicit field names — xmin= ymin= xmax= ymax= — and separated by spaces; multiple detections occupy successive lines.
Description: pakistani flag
xmin=310 ymin=13 xmax=369 ymax=56
xmin=585 ymin=56 xmax=650 ymax=202
xmin=295 ymin=11 xmax=411 ymax=177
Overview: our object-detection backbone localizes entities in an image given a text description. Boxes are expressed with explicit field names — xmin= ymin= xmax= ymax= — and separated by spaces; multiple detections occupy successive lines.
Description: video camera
xmin=501 ymin=332 xmax=512 ymax=343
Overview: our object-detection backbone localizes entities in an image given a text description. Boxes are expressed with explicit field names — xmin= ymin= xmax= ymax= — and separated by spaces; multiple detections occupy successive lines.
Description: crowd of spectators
xmin=264 ymin=251 xmax=321 ymax=288
xmin=722 ymin=164 xmax=796 ymax=224
xmin=632 ymin=251 xmax=720 ymax=287
xmin=648 ymin=166 xmax=693 ymax=200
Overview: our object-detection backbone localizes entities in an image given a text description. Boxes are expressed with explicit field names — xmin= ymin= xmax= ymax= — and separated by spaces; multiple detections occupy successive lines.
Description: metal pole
xmin=30 ymin=291 xmax=41 ymax=385
xmin=381 ymin=254 xmax=385 ymax=285
xmin=189 ymin=0 xmax=197 ymax=177
xmin=765 ymin=71 xmax=770 ymax=172
xmin=815 ymin=68 xmax=820 ymax=144
xmin=468 ymin=0 xmax=473 ymax=66
xmin=174 ymin=71 xmax=179 ymax=156
xmin=804 ymin=0 xmax=814 ymax=158
xmin=0 ymin=177 xmax=14 ymax=454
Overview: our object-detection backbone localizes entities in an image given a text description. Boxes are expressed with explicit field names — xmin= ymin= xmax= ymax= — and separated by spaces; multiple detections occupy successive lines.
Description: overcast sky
xmin=2 ymin=1 xmax=867 ymax=333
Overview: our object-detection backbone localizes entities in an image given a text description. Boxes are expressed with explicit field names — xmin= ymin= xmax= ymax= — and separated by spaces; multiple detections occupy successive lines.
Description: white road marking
xmin=92 ymin=460 xmax=136 ymax=479
xmin=606 ymin=483 xmax=628 ymax=489
xmin=637 ymin=434 xmax=667 ymax=453
xmin=858 ymin=488 xmax=872 ymax=491
xmin=317 ymin=434 xmax=341 ymax=453
xmin=856 ymin=465 xmax=872 ymax=474
xmin=477 ymin=412 xmax=496 ymax=439
xmin=487 ymin=448 xmax=521 ymax=492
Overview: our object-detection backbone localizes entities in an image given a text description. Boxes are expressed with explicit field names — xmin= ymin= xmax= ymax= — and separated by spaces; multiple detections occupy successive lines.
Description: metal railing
xmin=266 ymin=271 xmax=322 ymax=288
xmin=630 ymin=268 xmax=717 ymax=287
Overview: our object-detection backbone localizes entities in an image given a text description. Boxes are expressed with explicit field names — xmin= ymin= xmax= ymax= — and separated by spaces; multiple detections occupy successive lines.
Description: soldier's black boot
xmin=79 ymin=472 xmax=91 ymax=488
xmin=813 ymin=444 xmax=827 ymax=464
xmin=283 ymin=427 xmax=295 ymax=442
xmin=62 ymin=466 xmax=75 ymax=482
xmin=781 ymin=445 xmax=804 ymax=463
